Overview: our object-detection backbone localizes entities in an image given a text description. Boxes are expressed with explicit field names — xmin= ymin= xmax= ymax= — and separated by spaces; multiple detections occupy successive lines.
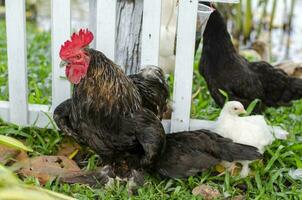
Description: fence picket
xmin=141 ymin=0 xmax=162 ymax=67
xmin=51 ymin=0 xmax=71 ymax=110
xmin=89 ymin=0 xmax=97 ymax=49
xmin=170 ymin=0 xmax=198 ymax=132
xmin=0 ymin=0 xmax=238 ymax=129
xmin=5 ymin=0 xmax=28 ymax=125
xmin=95 ymin=0 xmax=116 ymax=61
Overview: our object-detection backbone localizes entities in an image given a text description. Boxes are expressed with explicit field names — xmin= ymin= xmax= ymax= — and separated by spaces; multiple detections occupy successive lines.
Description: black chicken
xmin=128 ymin=65 xmax=169 ymax=120
xmin=155 ymin=129 xmax=261 ymax=178
xmin=199 ymin=3 xmax=302 ymax=111
xmin=54 ymin=29 xmax=261 ymax=190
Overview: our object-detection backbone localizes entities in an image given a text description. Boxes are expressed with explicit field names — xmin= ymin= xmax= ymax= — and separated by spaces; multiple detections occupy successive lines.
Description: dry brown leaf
xmin=15 ymin=150 xmax=29 ymax=161
xmin=232 ymin=195 xmax=246 ymax=200
xmin=192 ymin=184 xmax=221 ymax=200
xmin=0 ymin=145 xmax=19 ymax=164
xmin=15 ymin=156 xmax=81 ymax=185
xmin=0 ymin=144 xmax=28 ymax=165
xmin=57 ymin=138 xmax=81 ymax=158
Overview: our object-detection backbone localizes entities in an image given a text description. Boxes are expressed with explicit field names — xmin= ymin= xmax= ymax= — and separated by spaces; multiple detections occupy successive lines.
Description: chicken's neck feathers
xmin=202 ymin=10 xmax=237 ymax=65
xmin=74 ymin=48 xmax=142 ymax=116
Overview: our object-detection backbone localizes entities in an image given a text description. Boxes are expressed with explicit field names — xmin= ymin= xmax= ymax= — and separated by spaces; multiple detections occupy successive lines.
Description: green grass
xmin=0 ymin=19 xmax=51 ymax=104
xmin=1 ymin=19 xmax=302 ymax=199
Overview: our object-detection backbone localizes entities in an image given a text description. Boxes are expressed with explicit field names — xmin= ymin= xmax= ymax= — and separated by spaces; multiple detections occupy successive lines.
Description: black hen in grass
xmin=199 ymin=5 xmax=302 ymax=112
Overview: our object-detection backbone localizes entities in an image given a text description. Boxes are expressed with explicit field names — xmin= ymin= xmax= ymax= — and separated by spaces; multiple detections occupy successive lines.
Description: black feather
xmin=129 ymin=66 xmax=169 ymax=119
xmin=155 ymin=130 xmax=261 ymax=178
xmin=199 ymin=8 xmax=302 ymax=112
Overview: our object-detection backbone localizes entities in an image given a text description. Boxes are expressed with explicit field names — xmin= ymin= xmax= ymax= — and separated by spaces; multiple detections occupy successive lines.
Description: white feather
xmin=213 ymin=101 xmax=288 ymax=177
xmin=214 ymin=101 xmax=277 ymax=153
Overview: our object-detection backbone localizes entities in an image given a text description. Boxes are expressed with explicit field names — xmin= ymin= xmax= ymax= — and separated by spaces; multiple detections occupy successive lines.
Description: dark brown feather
xmin=199 ymin=7 xmax=302 ymax=112
xmin=128 ymin=66 xmax=169 ymax=119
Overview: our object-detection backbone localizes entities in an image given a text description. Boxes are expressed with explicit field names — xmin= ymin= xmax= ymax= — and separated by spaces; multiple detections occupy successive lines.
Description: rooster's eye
xmin=234 ymin=107 xmax=238 ymax=110
xmin=76 ymin=55 xmax=81 ymax=59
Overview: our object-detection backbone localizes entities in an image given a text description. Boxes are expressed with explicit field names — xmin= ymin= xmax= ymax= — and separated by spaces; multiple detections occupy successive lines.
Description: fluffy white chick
xmin=214 ymin=101 xmax=276 ymax=177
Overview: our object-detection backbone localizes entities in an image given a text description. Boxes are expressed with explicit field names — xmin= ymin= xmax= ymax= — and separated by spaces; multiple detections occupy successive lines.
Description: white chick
xmin=214 ymin=101 xmax=280 ymax=177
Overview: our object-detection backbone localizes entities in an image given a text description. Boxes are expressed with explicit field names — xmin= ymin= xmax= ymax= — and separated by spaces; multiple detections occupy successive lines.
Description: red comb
xmin=60 ymin=29 xmax=94 ymax=60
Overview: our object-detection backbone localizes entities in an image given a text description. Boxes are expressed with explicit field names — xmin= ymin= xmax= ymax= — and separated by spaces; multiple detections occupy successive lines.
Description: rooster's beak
xmin=60 ymin=60 xmax=68 ymax=68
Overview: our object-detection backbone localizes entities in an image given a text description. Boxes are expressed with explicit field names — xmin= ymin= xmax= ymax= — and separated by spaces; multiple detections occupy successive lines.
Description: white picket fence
xmin=0 ymin=0 xmax=238 ymax=133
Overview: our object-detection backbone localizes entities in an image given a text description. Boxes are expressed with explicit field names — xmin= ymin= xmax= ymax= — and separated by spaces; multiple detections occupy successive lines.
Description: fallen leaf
xmin=232 ymin=195 xmax=246 ymax=200
xmin=0 ymin=165 xmax=76 ymax=200
xmin=57 ymin=138 xmax=81 ymax=158
xmin=13 ymin=156 xmax=81 ymax=185
xmin=0 ymin=144 xmax=28 ymax=165
xmin=192 ymin=184 xmax=221 ymax=200
xmin=215 ymin=164 xmax=225 ymax=173
xmin=15 ymin=150 xmax=29 ymax=161
xmin=0 ymin=145 xmax=19 ymax=165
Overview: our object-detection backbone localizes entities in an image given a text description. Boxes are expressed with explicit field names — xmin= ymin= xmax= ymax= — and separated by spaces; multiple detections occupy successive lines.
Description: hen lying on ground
xmin=54 ymin=29 xmax=261 ymax=192
xmin=213 ymin=101 xmax=288 ymax=177
xmin=199 ymin=3 xmax=302 ymax=112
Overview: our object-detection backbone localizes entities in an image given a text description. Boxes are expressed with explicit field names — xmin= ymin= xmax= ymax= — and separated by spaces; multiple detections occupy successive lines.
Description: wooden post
xmin=115 ymin=0 xmax=144 ymax=74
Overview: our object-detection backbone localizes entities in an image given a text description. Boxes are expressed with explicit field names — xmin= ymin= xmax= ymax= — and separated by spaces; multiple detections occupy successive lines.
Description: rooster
xmin=54 ymin=29 xmax=262 ymax=191
xmin=199 ymin=3 xmax=302 ymax=112
xmin=55 ymin=29 xmax=166 ymax=182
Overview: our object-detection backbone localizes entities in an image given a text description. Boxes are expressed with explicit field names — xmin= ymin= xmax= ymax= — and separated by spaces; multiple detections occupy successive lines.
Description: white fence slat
xmin=51 ymin=0 xmax=71 ymax=110
xmin=95 ymin=0 xmax=116 ymax=61
xmin=0 ymin=101 xmax=9 ymax=122
xmin=141 ymin=0 xmax=162 ymax=67
xmin=170 ymin=0 xmax=198 ymax=132
xmin=5 ymin=0 xmax=28 ymax=125
xmin=0 ymin=101 xmax=51 ymax=127
xmin=162 ymin=119 xmax=215 ymax=133
xmin=89 ymin=0 xmax=97 ymax=49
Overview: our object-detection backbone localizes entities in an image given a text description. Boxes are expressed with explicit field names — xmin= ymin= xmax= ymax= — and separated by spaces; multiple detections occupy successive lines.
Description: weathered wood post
xmin=89 ymin=0 xmax=144 ymax=74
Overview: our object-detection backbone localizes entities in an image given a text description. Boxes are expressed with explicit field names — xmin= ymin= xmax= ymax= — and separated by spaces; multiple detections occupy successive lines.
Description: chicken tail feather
xmin=220 ymin=142 xmax=262 ymax=162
